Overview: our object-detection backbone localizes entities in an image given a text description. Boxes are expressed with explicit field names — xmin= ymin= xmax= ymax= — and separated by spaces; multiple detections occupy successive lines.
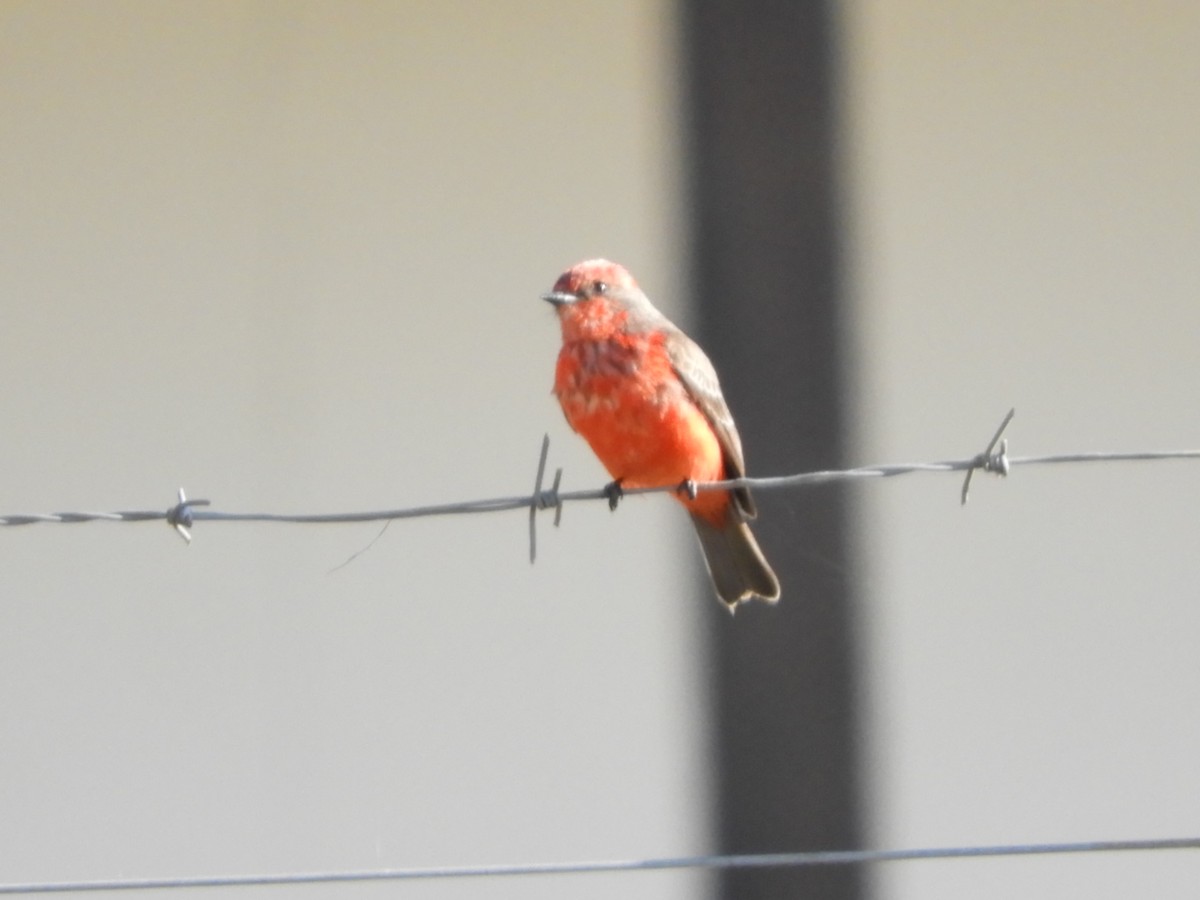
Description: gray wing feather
xmin=665 ymin=328 xmax=757 ymax=519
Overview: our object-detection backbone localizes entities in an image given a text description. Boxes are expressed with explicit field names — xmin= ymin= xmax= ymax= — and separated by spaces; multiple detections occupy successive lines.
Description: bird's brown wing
xmin=665 ymin=328 xmax=757 ymax=519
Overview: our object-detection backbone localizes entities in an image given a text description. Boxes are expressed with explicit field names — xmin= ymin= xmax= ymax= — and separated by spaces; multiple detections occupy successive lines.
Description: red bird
xmin=544 ymin=259 xmax=780 ymax=608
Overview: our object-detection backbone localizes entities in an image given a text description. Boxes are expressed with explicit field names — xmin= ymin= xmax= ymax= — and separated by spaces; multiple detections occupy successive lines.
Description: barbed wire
xmin=0 ymin=836 xmax=1195 ymax=894
xmin=2 ymin=410 xmax=1199 ymax=563
xmin=2 ymin=410 xmax=1197 ymax=895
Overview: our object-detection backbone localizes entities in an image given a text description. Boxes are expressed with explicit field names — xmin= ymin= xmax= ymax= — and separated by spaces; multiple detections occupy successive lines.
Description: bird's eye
xmin=593 ymin=281 xmax=609 ymax=295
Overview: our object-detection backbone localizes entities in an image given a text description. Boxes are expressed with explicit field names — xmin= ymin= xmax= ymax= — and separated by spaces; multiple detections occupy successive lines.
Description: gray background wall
xmin=0 ymin=3 xmax=1196 ymax=898
xmin=846 ymin=4 xmax=1200 ymax=897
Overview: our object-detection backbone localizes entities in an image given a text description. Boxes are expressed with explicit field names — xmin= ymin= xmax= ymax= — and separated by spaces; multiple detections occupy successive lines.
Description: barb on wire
xmin=0 ymin=836 xmax=1195 ymax=894
xmin=961 ymin=407 xmax=1014 ymax=504
xmin=2 ymin=412 xmax=1200 ymax=549
xmin=165 ymin=488 xmax=210 ymax=544
xmin=528 ymin=433 xmax=564 ymax=564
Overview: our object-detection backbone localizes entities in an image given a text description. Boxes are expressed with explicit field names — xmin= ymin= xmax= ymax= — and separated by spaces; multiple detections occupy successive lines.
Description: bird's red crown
xmin=551 ymin=259 xmax=639 ymax=297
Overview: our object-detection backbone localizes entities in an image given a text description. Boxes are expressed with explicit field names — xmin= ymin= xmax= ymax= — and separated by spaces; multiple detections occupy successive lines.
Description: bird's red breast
xmin=551 ymin=277 xmax=729 ymax=524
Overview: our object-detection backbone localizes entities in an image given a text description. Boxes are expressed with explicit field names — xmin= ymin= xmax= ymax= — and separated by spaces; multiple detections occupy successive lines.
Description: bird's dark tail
xmin=690 ymin=510 xmax=780 ymax=609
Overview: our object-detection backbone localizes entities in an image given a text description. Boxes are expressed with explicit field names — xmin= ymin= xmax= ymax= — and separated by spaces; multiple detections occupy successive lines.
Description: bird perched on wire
xmin=543 ymin=259 xmax=780 ymax=609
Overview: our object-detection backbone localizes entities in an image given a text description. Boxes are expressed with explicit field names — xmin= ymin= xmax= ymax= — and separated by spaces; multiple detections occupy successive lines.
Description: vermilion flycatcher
xmin=544 ymin=259 xmax=780 ymax=608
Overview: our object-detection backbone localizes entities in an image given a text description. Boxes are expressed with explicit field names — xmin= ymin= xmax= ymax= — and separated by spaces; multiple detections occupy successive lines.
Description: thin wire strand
xmin=1 ymin=427 xmax=1197 ymax=536
xmin=3 ymin=411 xmax=1200 ymax=553
xmin=0 ymin=837 xmax=1195 ymax=894
xmin=1 ymin=452 xmax=1198 ymax=529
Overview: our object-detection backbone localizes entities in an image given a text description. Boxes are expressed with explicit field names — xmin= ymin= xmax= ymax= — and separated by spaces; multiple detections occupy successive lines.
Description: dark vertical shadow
xmin=679 ymin=3 xmax=865 ymax=898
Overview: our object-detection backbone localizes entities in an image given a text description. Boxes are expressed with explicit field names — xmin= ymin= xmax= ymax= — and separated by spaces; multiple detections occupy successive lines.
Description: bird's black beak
xmin=542 ymin=290 xmax=579 ymax=307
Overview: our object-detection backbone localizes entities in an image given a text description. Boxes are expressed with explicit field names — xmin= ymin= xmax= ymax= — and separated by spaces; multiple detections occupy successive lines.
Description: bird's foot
xmin=677 ymin=478 xmax=698 ymax=501
xmin=603 ymin=479 xmax=624 ymax=511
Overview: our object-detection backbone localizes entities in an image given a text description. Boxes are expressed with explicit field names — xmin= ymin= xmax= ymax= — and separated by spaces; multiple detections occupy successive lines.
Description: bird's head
xmin=542 ymin=259 xmax=660 ymax=341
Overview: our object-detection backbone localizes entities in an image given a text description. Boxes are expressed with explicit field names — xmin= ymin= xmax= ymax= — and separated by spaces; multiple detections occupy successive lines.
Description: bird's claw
xmin=677 ymin=478 xmax=698 ymax=501
xmin=603 ymin=480 xmax=624 ymax=511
